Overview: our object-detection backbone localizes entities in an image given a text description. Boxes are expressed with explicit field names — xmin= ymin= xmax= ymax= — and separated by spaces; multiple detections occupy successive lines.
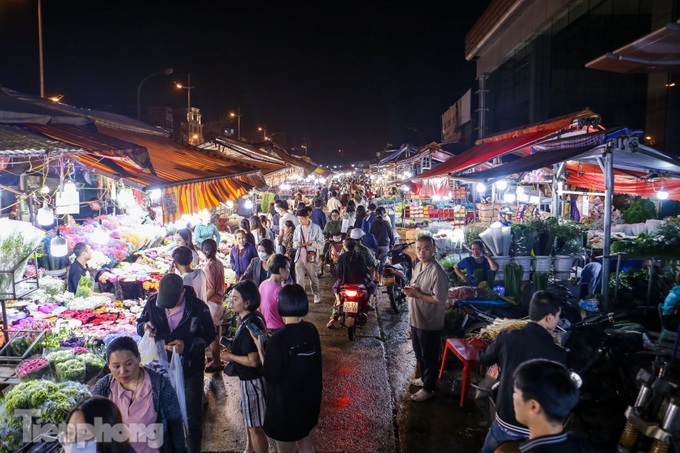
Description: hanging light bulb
xmin=503 ymin=193 xmax=516 ymax=203
xmin=657 ymin=189 xmax=669 ymax=200
xmin=149 ymin=189 xmax=162 ymax=202
xmin=226 ymin=200 xmax=234 ymax=209
xmin=64 ymin=180 xmax=77 ymax=193
xmin=516 ymin=186 xmax=525 ymax=195
xmin=50 ymin=230 xmax=68 ymax=257
xmin=476 ymin=183 xmax=487 ymax=194
xmin=36 ymin=202 xmax=55 ymax=226
xmin=494 ymin=180 xmax=508 ymax=191
xmin=432 ymin=195 xmax=441 ymax=201
xmin=40 ymin=185 xmax=50 ymax=194
xmin=244 ymin=199 xmax=253 ymax=209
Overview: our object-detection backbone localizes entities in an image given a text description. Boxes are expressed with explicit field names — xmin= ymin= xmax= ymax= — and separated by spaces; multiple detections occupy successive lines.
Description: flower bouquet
xmin=79 ymin=352 xmax=106 ymax=381
xmin=15 ymin=357 xmax=51 ymax=381
xmin=55 ymin=358 xmax=86 ymax=382
xmin=0 ymin=219 xmax=45 ymax=295
xmin=46 ymin=349 xmax=75 ymax=366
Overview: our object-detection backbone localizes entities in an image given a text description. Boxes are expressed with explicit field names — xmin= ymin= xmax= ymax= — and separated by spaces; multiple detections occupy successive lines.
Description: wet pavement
xmin=200 ymin=272 xmax=491 ymax=453
xmin=199 ymin=273 xmax=669 ymax=452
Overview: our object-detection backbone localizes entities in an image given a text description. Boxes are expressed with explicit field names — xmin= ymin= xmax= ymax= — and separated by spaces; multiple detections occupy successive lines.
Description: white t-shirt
xmin=180 ymin=269 xmax=207 ymax=302
xmin=280 ymin=212 xmax=300 ymax=228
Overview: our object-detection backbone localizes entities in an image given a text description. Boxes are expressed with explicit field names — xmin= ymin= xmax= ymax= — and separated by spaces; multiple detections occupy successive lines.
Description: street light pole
xmin=175 ymin=73 xmax=194 ymax=112
xmin=136 ymin=67 xmax=173 ymax=120
xmin=38 ymin=0 xmax=44 ymax=97
xmin=258 ymin=124 xmax=267 ymax=140
xmin=230 ymin=107 xmax=242 ymax=140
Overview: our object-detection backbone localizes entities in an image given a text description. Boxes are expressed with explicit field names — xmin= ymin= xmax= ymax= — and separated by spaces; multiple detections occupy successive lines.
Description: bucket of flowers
xmin=55 ymin=358 xmax=86 ymax=383
xmin=15 ymin=356 xmax=51 ymax=381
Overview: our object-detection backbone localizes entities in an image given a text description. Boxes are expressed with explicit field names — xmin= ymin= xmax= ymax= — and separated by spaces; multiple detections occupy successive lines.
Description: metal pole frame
xmin=596 ymin=150 xmax=614 ymax=311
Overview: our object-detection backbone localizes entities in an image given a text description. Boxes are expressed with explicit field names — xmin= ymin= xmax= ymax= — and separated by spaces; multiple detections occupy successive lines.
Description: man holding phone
xmin=137 ymin=273 xmax=216 ymax=453
xmin=452 ymin=239 xmax=499 ymax=286
xmin=401 ymin=235 xmax=449 ymax=402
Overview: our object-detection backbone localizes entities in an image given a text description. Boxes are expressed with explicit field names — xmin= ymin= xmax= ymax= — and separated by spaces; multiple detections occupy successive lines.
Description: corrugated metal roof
xmin=26 ymin=123 xmax=154 ymax=174
xmin=100 ymin=127 xmax=263 ymax=188
xmin=0 ymin=124 xmax=85 ymax=156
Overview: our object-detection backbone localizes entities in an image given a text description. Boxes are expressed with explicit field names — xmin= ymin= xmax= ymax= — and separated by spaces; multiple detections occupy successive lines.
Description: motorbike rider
xmin=326 ymin=237 xmax=376 ymax=328
xmin=492 ymin=206 xmax=514 ymax=228
xmin=347 ymin=228 xmax=378 ymax=276
xmin=478 ymin=290 xmax=567 ymax=453
xmin=320 ymin=209 xmax=343 ymax=276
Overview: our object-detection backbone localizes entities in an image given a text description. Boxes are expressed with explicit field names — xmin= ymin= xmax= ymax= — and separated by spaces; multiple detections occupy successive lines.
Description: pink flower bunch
xmin=11 ymin=317 xmax=54 ymax=331
xmin=37 ymin=303 xmax=60 ymax=314
xmin=72 ymin=347 xmax=89 ymax=355
xmin=16 ymin=357 xmax=50 ymax=378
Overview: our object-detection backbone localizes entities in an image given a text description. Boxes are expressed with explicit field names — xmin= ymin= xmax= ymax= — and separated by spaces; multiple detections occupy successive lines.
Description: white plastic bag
xmin=169 ymin=346 xmax=188 ymax=429
xmin=341 ymin=218 xmax=350 ymax=233
xmin=139 ymin=330 xmax=158 ymax=365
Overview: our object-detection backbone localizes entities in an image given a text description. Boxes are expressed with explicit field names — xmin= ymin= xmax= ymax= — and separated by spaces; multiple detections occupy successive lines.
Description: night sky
xmin=0 ymin=0 xmax=491 ymax=164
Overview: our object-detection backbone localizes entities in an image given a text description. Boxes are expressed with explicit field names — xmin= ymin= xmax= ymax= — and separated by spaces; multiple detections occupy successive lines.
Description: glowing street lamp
xmin=175 ymin=73 xmax=194 ymax=112
xmin=230 ymin=108 xmax=242 ymax=140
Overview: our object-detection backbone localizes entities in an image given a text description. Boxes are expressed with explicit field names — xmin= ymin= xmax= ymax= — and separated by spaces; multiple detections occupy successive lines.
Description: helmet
xmin=349 ymin=228 xmax=365 ymax=240
xmin=499 ymin=206 xmax=513 ymax=216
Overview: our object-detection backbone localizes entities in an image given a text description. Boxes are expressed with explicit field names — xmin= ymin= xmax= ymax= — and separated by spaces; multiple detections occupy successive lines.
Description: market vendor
xmin=193 ymin=209 xmax=221 ymax=249
xmin=67 ymin=242 xmax=93 ymax=293
xmin=452 ymin=239 xmax=499 ymax=286
xmin=492 ymin=206 xmax=514 ymax=228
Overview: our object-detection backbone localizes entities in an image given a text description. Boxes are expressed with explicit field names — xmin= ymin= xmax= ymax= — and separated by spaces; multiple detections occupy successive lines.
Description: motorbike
xmin=337 ymin=283 xmax=371 ymax=341
xmin=382 ymin=242 xmax=413 ymax=313
xmin=327 ymin=234 xmax=345 ymax=277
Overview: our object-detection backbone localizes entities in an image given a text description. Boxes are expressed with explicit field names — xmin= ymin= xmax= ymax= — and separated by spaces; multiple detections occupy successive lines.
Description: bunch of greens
xmin=504 ymin=262 xmax=524 ymax=300
xmin=623 ymin=198 xmax=657 ymax=224
xmin=525 ymin=218 xmax=555 ymax=256
xmin=0 ymin=220 xmax=45 ymax=294
xmin=549 ymin=220 xmax=586 ymax=255
xmin=74 ymin=275 xmax=94 ymax=298
xmin=611 ymin=218 xmax=680 ymax=259
xmin=533 ymin=272 xmax=549 ymax=292
xmin=46 ymin=350 xmax=74 ymax=366
xmin=465 ymin=224 xmax=486 ymax=246
xmin=1 ymin=379 xmax=90 ymax=445
xmin=260 ymin=192 xmax=275 ymax=214
xmin=438 ymin=255 xmax=458 ymax=271
xmin=510 ymin=223 xmax=535 ymax=256
xmin=55 ymin=359 xmax=86 ymax=382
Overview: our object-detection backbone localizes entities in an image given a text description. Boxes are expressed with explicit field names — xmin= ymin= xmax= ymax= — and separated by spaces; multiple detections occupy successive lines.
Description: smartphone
xmin=246 ymin=323 xmax=268 ymax=343
xmin=220 ymin=336 xmax=233 ymax=349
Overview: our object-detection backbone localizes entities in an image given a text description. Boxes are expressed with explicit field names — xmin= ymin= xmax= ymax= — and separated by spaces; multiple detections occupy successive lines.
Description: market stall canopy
xmin=378 ymin=144 xmax=420 ymax=165
xmin=0 ymin=124 xmax=85 ymax=158
xmin=199 ymin=137 xmax=287 ymax=175
xmin=399 ymin=142 xmax=455 ymax=166
xmin=414 ymin=109 xmax=599 ymax=180
xmin=585 ymin=20 xmax=680 ymax=73
xmin=25 ymin=123 xmax=155 ymax=175
xmin=452 ymin=127 xmax=680 ymax=200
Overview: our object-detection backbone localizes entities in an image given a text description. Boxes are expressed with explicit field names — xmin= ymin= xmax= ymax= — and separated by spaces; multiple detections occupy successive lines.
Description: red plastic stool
xmin=438 ymin=337 xmax=482 ymax=407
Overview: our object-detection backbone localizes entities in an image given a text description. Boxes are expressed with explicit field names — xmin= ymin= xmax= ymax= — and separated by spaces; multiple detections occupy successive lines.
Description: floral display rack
xmin=0 ymin=248 xmax=40 ymax=342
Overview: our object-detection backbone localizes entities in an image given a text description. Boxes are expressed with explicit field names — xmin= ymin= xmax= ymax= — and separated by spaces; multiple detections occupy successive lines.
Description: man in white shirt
xmin=293 ymin=209 xmax=324 ymax=304
xmin=276 ymin=199 xmax=300 ymax=241
xmin=327 ymin=190 xmax=342 ymax=213
xmin=171 ymin=246 xmax=207 ymax=302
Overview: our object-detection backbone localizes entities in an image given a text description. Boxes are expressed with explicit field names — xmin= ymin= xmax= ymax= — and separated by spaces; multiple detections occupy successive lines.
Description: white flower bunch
xmin=64 ymin=295 xmax=110 ymax=311
xmin=87 ymin=250 xmax=111 ymax=270
xmin=39 ymin=276 xmax=67 ymax=296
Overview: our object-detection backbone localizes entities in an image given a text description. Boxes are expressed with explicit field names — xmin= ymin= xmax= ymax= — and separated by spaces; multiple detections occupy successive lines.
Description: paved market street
xmin=200 ymin=273 xmax=489 ymax=453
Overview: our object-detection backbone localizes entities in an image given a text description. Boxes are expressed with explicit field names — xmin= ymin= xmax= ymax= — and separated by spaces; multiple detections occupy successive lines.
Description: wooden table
xmin=438 ymin=337 xmax=483 ymax=407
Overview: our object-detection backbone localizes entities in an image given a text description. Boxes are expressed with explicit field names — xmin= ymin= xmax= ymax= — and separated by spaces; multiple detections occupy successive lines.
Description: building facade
xmin=466 ymin=0 xmax=679 ymax=152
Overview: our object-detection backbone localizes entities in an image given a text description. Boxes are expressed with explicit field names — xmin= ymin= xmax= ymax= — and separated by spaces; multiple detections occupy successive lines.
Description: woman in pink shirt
xmin=258 ymin=254 xmax=290 ymax=334
xmin=93 ymin=336 xmax=187 ymax=453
